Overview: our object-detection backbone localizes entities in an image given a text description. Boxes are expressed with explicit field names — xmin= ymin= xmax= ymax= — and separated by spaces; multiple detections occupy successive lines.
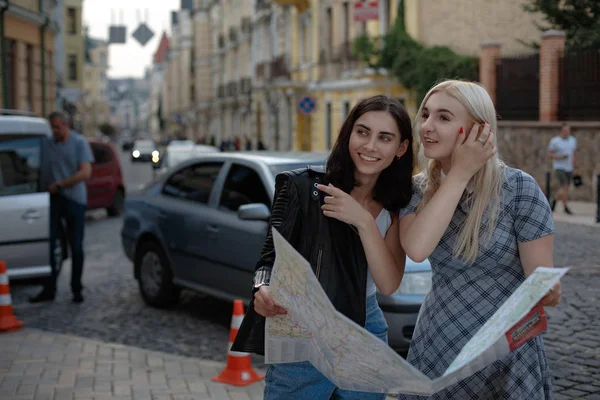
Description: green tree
xmin=352 ymin=15 xmax=478 ymax=102
xmin=523 ymin=0 xmax=600 ymax=50
xmin=98 ymin=123 xmax=117 ymax=137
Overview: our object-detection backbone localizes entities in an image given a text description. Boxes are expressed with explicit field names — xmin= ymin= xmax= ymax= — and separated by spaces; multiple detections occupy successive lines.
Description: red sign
xmin=354 ymin=1 xmax=379 ymax=22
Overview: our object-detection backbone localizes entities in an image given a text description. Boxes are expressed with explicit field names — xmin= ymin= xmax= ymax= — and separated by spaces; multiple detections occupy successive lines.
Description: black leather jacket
xmin=231 ymin=167 xmax=369 ymax=355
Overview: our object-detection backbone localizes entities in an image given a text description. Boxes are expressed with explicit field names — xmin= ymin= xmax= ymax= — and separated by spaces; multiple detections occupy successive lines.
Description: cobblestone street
xmin=6 ymin=152 xmax=600 ymax=398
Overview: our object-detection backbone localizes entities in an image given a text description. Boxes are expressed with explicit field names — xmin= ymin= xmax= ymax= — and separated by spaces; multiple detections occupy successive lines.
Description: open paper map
xmin=265 ymin=228 xmax=568 ymax=396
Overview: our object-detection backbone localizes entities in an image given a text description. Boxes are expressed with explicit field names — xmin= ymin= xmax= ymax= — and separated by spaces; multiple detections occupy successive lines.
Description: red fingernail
xmin=459 ymin=127 xmax=463 ymax=134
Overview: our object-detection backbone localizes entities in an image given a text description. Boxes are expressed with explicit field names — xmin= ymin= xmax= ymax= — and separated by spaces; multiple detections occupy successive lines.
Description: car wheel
xmin=136 ymin=241 xmax=180 ymax=308
xmin=106 ymin=188 xmax=125 ymax=217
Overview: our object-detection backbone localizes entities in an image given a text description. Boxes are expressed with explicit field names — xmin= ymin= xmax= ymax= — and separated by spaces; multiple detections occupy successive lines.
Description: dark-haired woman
xmin=232 ymin=95 xmax=415 ymax=399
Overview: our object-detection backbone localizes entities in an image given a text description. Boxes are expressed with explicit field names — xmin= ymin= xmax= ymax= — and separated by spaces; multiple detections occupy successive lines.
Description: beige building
xmin=81 ymin=36 xmax=110 ymax=136
xmin=404 ymin=0 xmax=542 ymax=56
xmin=0 ymin=0 xmax=58 ymax=114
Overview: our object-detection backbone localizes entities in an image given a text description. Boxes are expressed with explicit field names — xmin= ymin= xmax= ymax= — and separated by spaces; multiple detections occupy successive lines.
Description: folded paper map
xmin=265 ymin=228 xmax=568 ymax=395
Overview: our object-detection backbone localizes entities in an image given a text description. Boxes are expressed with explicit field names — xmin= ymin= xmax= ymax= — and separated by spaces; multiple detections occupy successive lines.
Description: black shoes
xmin=564 ymin=207 xmax=573 ymax=215
xmin=29 ymin=290 xmax=84 ymax=303
xmin=550 ymin=200 xmax=556 ymax=211
xmin=72 ymin=293 xmax=84 ymax=304
xmin=29 ymin=291 xmax=55 ymax=303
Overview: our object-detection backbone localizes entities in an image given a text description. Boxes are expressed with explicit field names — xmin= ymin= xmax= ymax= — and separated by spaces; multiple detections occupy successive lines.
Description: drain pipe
xmin=0 ymin=0 xmax=10 ymax=108
xmin=39 ymin=0 xmax=49 ymax=115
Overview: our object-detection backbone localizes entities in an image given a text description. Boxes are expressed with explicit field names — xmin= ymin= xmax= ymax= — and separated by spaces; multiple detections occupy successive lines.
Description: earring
xmin=395 ymin=155 xmax=401 ymax=160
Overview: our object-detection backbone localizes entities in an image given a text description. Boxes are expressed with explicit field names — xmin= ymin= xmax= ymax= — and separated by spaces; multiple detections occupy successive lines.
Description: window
xmin=0 ymin=136 xmax=42 ymax=196
xmin=219 ymin=164 xmax=270 ymax=212
xmin=67 ymin=8 xmax=77 ymax=34
xmin=91 ymin=143 xmax=112 ymax=165
xmin=26 ymin=45 xmax=34 ymax=111
xmin=344 ymin=101 xmax=350 ymax=117
xmin=68 ymin=54 xmax=77 ymax=81
xmin=342 ymin=2 xmax=350 ymax=44
xmin=4 ymin=40 xmax=16 ymax=109
xmin=326 ymin=7 xmax=333 ymax=52
xmin=162 ymin=162 xmax=223 ymax=204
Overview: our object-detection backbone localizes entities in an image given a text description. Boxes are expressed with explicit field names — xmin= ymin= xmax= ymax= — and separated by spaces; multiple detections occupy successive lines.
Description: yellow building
xmin=81 ymin=35 xmax=110 ymax=136
xmin=0 ymin=0 xmax=58 ymax=114
xmin=266 ymin=0 xmax=412 ymax=151
xmin=62 ymin=0 xmax=84 ymax=99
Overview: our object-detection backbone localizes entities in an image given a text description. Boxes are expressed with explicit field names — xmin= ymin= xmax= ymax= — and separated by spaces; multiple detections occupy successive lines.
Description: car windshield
xmin=135 ymin=140 xmax=154 ymax=149
xmin=269 ymin=162 xmax=326 ymax=177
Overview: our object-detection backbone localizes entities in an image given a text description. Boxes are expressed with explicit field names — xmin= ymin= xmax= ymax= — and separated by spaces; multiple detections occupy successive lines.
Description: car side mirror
xmin=238 ymin=203 xmax=270 ymax=221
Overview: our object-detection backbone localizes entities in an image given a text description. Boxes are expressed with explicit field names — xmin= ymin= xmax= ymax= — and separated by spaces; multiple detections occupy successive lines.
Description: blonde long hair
xmin=415 ymin=80 xmax=506 ymax=264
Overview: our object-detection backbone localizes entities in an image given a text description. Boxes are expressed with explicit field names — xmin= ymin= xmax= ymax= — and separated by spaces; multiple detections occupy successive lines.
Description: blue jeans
xmin=43 ymin=194 xmax=86 ymax=295
xmin=264 ymin=295 xmax=389 ymax=400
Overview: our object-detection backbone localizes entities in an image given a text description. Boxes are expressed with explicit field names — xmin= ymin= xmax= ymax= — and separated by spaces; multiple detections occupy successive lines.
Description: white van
xmin=0 ymin=110 xmax=53 ymax=279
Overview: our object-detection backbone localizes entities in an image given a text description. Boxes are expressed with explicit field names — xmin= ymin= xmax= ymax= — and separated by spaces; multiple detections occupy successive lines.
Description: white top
xmin=366 ymin=209 xmax=393 ymax=298
xmin=548 ymin=135 xmax=577 ymax=172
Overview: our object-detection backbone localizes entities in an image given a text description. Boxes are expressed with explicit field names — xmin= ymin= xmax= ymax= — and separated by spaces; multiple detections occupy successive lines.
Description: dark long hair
xmin=325 ymin=95 xmax=414 ymax=213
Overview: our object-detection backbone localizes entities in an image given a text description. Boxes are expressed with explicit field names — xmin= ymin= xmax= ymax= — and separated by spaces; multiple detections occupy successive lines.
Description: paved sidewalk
xmin=0 ymin=329 xmax=266 ymax=400
xmin=552 ymin=201 xmax=599 ymax=227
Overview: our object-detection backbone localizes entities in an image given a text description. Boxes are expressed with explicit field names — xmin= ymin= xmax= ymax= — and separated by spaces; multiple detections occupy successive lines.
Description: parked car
xmin=86 ymin=139 xmax=126 ymax=216
xmin=0 ymin=110 xmax=53 ymax=280
xmin=131 ymin=139 xmax=158 ymax=162
xmin=153 ymin=144 xmax=220 ymax=173
xmin=121 ymin=152 xmax=432 ymax=352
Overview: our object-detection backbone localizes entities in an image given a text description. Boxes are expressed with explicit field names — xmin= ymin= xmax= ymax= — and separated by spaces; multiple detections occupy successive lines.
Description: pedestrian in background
xmin=397 ymin=80 xmax=561 ymax=399
xmin=30 ymin=111 xmax=94 ymax=304
xmin=233 ymin=95 xmax=414 ymax=399
xmin=548 ymin=123 xmax=578 ymax=215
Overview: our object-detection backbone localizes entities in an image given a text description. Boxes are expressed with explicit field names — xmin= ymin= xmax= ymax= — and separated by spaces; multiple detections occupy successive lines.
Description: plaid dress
xmin=398 ymin=167 xmax=555 ymax=400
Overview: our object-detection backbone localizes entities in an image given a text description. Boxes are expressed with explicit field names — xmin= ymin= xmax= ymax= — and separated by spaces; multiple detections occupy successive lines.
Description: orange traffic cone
xmin=0 ymin=261 xmax=24 ymax=332
xmin=212 ymin=300 xmax=264 ymax=386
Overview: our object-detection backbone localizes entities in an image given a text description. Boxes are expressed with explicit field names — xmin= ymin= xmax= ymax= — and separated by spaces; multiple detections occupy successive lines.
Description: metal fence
xmin=495 ymin=54 xmax=540 ymax=121
xmin=558 ymin=48 xmax=600 ymax=121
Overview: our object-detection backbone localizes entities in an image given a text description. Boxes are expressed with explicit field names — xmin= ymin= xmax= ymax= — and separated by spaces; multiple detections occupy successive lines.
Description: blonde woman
xmin=397 ymin=80 xmax=561 ymax=399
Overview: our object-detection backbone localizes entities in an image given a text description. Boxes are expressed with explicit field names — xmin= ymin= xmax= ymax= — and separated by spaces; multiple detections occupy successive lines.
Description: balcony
xmin=270 ymin=55 xmax=290 ymax=80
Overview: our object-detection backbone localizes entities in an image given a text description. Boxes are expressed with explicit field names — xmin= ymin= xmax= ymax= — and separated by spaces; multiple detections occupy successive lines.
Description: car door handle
xmin=22 ymin=209 xmax=41 ymax=221
xmin=206 ymin=225 xmax=219 ymax=234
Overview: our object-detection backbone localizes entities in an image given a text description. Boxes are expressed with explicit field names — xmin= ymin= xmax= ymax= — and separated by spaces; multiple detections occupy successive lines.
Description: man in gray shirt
xmin=30 ymin=111 xmax=94 ymax=303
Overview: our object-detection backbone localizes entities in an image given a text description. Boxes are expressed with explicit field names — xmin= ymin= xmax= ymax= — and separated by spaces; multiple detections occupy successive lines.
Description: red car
xmin=87 ymin=139 xmax=126 ymax=216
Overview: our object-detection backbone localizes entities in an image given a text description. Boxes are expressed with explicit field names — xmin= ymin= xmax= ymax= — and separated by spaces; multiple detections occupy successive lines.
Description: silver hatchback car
xmin=121 ymin=152 xmax=432 ymax=352
xmin=0 ymin=110 xmax=53 ymax=279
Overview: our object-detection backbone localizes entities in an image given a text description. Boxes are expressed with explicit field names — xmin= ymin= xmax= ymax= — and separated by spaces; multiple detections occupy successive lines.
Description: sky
xmin=83 ymin=0 xmax=179 ymax=78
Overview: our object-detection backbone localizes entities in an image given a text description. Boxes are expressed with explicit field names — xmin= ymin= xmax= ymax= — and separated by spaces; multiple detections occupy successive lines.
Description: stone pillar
xmin=539 ymin=30 xmax=565 ymax=121
xmin=479 ymin=42 xmax=502 ymax=104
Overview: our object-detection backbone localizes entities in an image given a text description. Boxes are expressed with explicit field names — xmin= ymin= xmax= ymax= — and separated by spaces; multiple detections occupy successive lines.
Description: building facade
xmin=81 ymin=35 xmax=110 ymax=136
xmin=0 ymin=0 xmax=59 ymax=115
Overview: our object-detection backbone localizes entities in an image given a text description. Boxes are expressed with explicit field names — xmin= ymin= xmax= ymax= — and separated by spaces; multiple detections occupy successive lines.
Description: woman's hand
xmin=449 ymin=122 xmax=497 ymax=183
xmin=538 ymin=282 xmax=562 ymax=307
xmin=254 ymin=286 xmax=287 ymax=317
xmin=317 ymin=184 xmax=373 ymax=230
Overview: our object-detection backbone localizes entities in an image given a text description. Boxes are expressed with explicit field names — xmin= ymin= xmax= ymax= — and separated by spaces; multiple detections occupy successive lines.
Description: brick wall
xmin=408 ymin=0 xmax=542 ymax=56
xmin=497 ymin=121 xmax=600 ymax=201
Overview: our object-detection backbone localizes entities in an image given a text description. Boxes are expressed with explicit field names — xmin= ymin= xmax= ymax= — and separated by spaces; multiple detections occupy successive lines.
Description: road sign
xmin=132 ymin=22 xmax=155 ymax=46
xmin=298 ymin=96 xmax=316 ymax=115
xmin=108 ymin=26 xmax=127 ymax=44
